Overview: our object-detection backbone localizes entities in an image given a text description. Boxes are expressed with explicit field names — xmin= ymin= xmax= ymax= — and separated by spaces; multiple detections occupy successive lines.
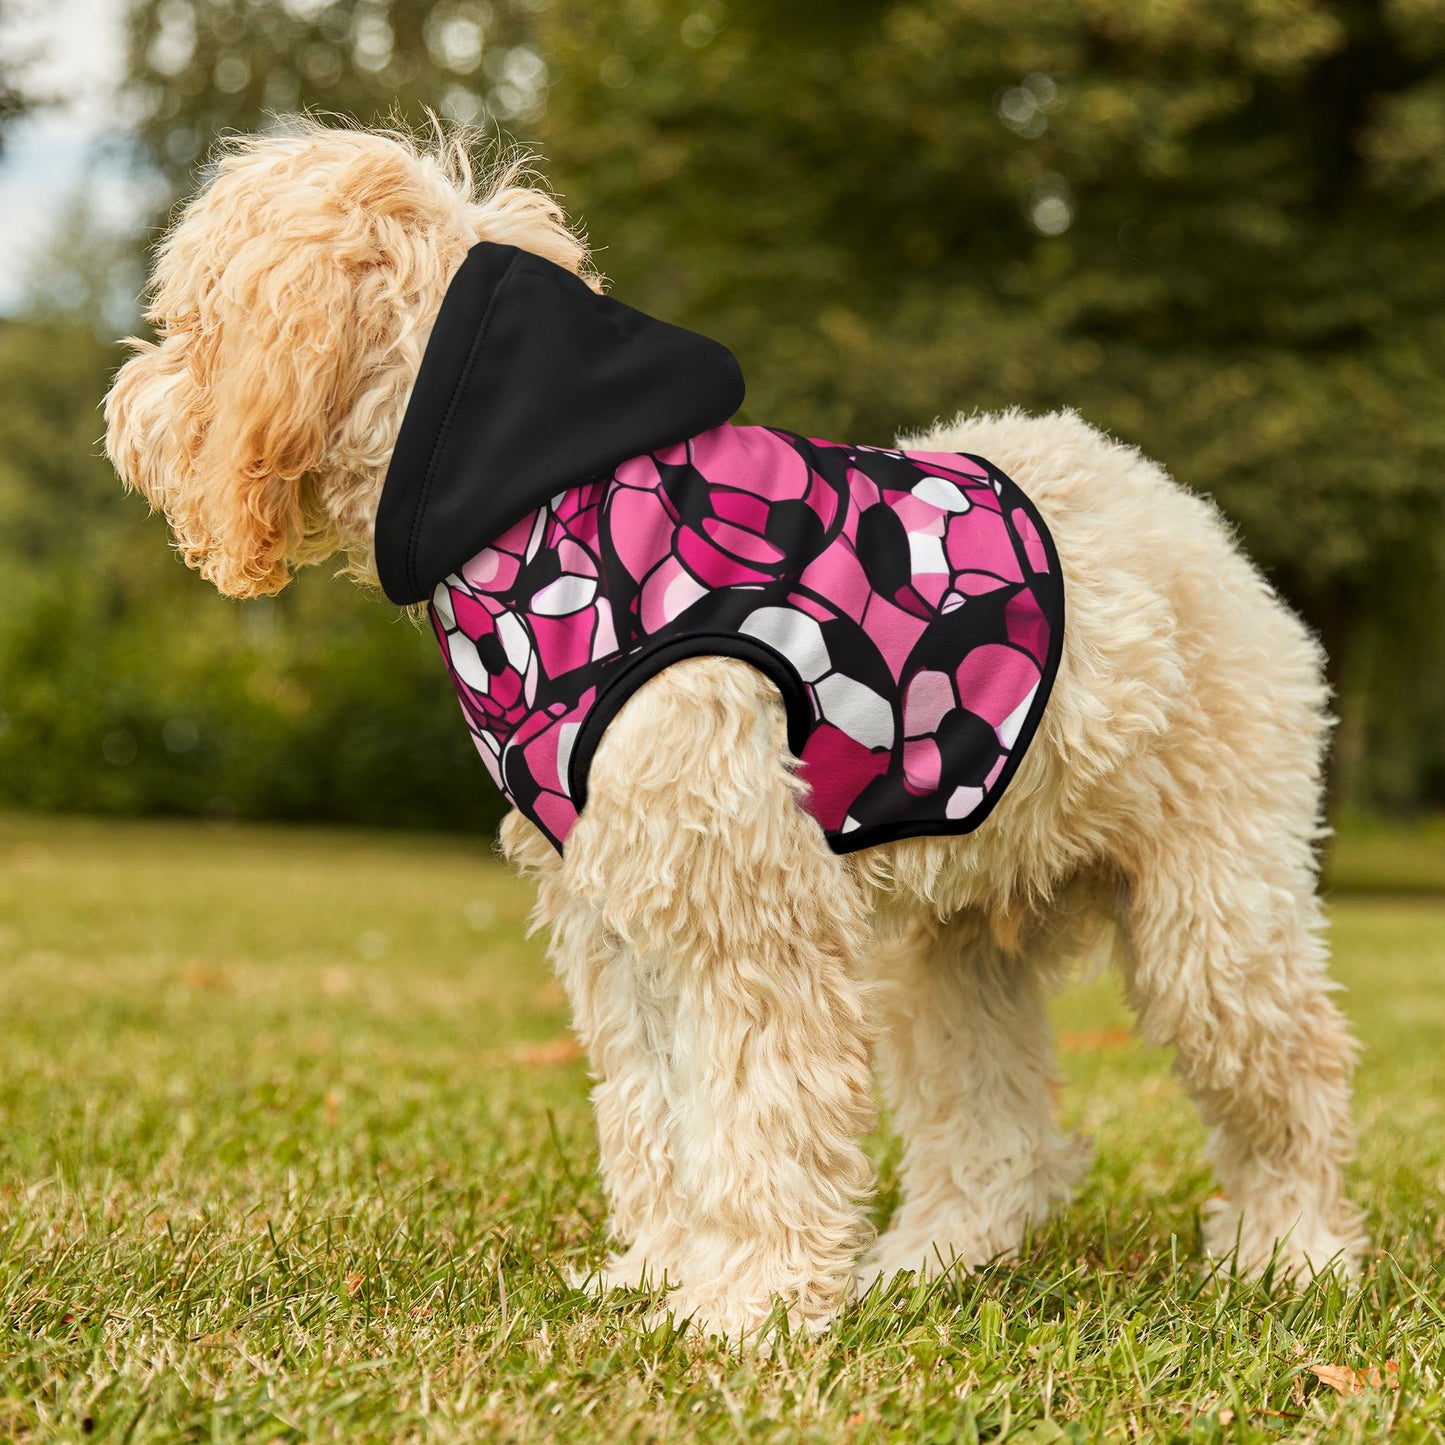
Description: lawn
xmin=2 ymin=812 xmax=1443 ymax=1443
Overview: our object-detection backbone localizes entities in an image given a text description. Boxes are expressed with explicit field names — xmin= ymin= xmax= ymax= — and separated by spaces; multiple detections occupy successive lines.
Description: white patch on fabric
xmin=912 ymin=476 xmax=972 ymax=512
xmin=592 ymin=603 xmax=617 ymax=661
xmin=815 ymin=674 xmax=894 ymax=749
xmin=740 ymin=606 xmax=831 ymax=683
xmin=497 ymin=612 xmax=532 ymax=670
xmin=997 ymin=682 xmax=1040 ymax=748
xmin=908 ymin=532 xmax=949 ymax=575
xmin=532 ymin=574 xmax=598 ymax=616
xmin=663 ymin=569 xmax=707 ymax=622
xmin=554 ymin=721 xmax=579 ymax=790
xmin=445 ymin=632 xmax=490 ymax=693
xmin=525 ymin=510 xmax=547 ymax=561
xmin=476 ymin=743 xmax=502 ymax=787
xmin=946 ymin=784 xmax=984 ymax=819
xmin=432 ymin=581 xmax=456 ymax=629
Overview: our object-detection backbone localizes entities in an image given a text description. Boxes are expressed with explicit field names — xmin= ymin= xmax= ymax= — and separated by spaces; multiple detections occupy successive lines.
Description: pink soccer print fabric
xmin=430 ymin=424 xmax=1062 ymax=854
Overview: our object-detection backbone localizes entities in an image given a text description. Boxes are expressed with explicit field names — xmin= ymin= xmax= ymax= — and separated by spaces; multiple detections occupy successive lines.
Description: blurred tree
xmin=0 ymin=317 xmax=494 ymax=831
xmin=0 ymin=316 xmax=130 ymax=569
xmin=11 ymin=0 xmax=1436 ymax=824
xmin=536 ymin=0 xmax=1445 ymax=807
xmin=0 ymin=0 xmax=38 ymax=151
xmin=123 ymin=0 xmax=549 ymax=192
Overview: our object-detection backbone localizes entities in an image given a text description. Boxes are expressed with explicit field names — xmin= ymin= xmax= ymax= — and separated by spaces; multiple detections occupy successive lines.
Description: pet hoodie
xmin=375 ymin=242 xmax=1064 ymax=855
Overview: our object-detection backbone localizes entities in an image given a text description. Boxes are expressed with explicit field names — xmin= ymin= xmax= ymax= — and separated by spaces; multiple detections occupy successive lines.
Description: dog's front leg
xmin=502 ymin=810 xmax=686 ymax=1290
xmin=564 ymin=658 xmax=878 ymax=1343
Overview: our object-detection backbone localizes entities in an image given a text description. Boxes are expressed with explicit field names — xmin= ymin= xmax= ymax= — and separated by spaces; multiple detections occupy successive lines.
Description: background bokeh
xmin=2 ymin=0 xmax=1443 ymax=836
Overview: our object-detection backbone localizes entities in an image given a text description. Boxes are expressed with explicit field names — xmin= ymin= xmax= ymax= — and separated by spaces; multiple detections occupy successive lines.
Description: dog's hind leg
xmin=1119 ymin=829 xmax=1365 ymax=1280
xmin=860 ymin=909 xmax=1089 ymax=1289
xmin=562 ymin=657 xmax=878 ymax=1342
xmin=1105 ymin=575 xmax=1365 ymax=1280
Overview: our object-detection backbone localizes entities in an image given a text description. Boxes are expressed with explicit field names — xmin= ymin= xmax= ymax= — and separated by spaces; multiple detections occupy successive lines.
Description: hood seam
xmin=405 ymin=249 xmax=524 ymax=600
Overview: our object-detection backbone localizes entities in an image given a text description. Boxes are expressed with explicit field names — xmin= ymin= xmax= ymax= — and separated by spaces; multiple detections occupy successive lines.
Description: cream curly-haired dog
xmin=105 ymin=123 xmax=1364 ymax=1341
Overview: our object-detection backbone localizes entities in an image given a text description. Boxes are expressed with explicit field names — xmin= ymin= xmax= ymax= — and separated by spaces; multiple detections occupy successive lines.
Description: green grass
xmin=1325 ymin=813 xmax=1445 ymax=897
xmin=2 ymin=812 xmax=1443 ymax=1443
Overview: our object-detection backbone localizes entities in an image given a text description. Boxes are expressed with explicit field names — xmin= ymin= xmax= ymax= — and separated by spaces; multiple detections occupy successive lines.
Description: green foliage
xmin=536 ymin=0 xmax=1445 ymax=808
xmin=0 ymin=565 xmax=504 ymax=830
xmin=0 ymin=0 xmax=36 ymax=154
xmin=1327 ymin=810 xmax=1445 ymax=892
xmin=0 ymin=318 xmax=505 ymax=834
xmin=5 ymin=0 xmax=1444 ymax=824
xmin=2 ymin=813 xmax=1444 ymax=1439
xmin=125 ymin=0 xmax=544 ymax=192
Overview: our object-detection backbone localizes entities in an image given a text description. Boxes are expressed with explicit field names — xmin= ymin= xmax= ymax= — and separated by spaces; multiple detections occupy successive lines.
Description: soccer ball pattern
xmin=431 ymin=424 xmax=1062 ymax=853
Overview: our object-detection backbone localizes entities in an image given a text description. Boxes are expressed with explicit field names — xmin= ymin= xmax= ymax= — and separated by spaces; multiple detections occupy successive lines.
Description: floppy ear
xmin=104 ymin=246 xmax=351 ymax=600
xmin=106 ymin=124 xmax=597 ymax=600
xmin=105 ymin=334 xmax=192 ymax=521
xmin=176 ymin=243 xmax=358 ymax=598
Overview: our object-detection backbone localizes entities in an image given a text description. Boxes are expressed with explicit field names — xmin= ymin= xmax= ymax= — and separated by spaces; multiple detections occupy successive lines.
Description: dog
xmin=104 ymin=122 xmax=1365 ymax=1341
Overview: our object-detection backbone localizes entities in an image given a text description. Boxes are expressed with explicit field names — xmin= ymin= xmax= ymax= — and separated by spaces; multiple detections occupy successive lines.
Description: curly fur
xmin=105 ymin=122 xmax=1365 ymax=1343
xmin=105 ymin=120 xmax=592 ymax=598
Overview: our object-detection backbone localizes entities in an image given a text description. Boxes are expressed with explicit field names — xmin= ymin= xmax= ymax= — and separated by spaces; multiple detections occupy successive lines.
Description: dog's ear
xmin=105 ymin=251 xmax=347 ymax=600
xmin=183 ymin=243 xmax=356 ymax=597
xmin=106 ymin=333 xmax=194 ymax=536
xmin=105 ymin=127 xmax=597 ymax=599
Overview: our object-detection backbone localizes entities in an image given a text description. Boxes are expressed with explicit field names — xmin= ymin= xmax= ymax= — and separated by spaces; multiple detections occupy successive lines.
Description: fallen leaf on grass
xmin=344 ymin=1273 xmax=365 ymax=1296
xmin=320 ymin=967 xmax=353 ymax=997
xmin=1309 ymin=1362 xmax=1399 ymax=1395
xmin=498 ymin=1037 xmax=583 ymax=1068
xmin=1057 ymin=1027 xmax=1133 ymax=1052
xmin=181 ymin=961 xmax=229 ymax=992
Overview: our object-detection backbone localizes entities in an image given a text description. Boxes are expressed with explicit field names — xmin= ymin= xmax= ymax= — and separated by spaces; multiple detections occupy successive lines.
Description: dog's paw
xmin=860 ymin=1132 xmax=1092 ymax=1295
xmin=570 ymin=1245 xmax=674 ymax=1296
xmin=1202 ymin=1196 xmax=1367 ymax=1283
xmin=856 ymin=1233 xmax=995 ymax=1296
xmin=645 ymin=1287 xmax=837 ymax=1351
xmin=860 ymin=1198 xmax=1056 ymax=1290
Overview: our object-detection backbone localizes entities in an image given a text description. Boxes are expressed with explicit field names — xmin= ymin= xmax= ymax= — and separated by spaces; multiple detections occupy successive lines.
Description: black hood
xmin=374 ymin=242 xmax=746 ymax=604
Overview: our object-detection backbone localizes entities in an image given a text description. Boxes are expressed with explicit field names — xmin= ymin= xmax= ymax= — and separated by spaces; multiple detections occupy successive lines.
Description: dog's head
xmin=104 ymin=122 xmax=591 ymax=598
